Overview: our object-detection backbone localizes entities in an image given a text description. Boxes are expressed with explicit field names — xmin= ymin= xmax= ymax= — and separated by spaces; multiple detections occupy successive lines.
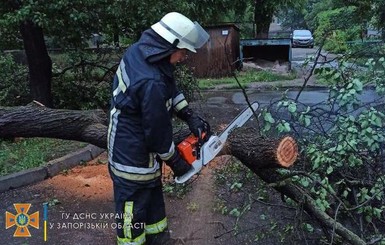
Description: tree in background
xmin=373 ymin=0 xmax=385 ymax=40
xmin=0 ymin=0 xmax=245 ymax=108
xmin=253 ymin=0 xmax=306 ymax=38
xmin=277 ymin=7 xmax=307 ymax=31
xmin=0 ymin=0 xmax=106 ymax=107
xmin=2 ymin=0 xmax=382 ymax=107
xmin=277 ymin=0 xmax=322 ymax=31
xmin=275 ymin=0 xmax=384 ymax=52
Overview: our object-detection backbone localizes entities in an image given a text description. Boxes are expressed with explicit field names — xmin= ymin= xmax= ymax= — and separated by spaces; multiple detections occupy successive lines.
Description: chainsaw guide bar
xmin=175 ymin=102 xmax=259 ymax=184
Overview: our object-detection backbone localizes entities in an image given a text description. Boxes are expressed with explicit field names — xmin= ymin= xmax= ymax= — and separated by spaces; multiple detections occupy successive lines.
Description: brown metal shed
xmin=183 ymin=24 xmax=240 ymax=78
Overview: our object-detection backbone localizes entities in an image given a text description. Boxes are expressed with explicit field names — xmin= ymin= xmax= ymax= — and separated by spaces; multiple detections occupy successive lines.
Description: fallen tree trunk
xmin=0 ymin=103 xmax=298 ymax=169
xmin=0 ymin=102 xmax=108 ymax=148
xmin=228 ymin=128 xmax=366 ymax=245
xmin=0 ymin=104 xmax=365 ymax=244
xmin=226 ymin=129 xmax=297 ymax=168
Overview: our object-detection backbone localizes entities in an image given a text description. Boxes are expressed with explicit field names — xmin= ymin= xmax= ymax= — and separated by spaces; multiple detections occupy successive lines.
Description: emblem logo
xmin=5 ymin=203 xmax=39 ymax=237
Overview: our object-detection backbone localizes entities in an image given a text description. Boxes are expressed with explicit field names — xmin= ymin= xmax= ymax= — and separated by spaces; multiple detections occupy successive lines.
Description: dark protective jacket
xmin=107 ymin=29 xmax=189 ymax=186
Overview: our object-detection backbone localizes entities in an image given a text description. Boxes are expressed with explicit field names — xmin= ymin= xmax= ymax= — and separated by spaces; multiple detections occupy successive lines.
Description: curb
xmin=0 ymin=145 xmax=105 ymax=193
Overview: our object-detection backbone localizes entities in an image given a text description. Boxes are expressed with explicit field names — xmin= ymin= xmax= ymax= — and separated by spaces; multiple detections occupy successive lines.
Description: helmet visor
xmin=191 ymin=21 xmax=210 ymax=48
xmin=158 ymin=20 xmax=210 ymax=50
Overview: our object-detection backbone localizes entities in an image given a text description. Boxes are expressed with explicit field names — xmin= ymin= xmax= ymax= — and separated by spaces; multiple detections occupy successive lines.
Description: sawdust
xmin=49 ymin=158 xmax=113 ymax=201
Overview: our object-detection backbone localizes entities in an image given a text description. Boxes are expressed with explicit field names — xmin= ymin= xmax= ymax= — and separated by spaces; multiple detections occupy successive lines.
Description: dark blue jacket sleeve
xmin=139 ymin=80 xmax=175 ymax=160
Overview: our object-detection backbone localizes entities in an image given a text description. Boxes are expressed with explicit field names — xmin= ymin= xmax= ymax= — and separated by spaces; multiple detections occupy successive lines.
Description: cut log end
xmin=276 ymin=136 xmax=298 ymax=167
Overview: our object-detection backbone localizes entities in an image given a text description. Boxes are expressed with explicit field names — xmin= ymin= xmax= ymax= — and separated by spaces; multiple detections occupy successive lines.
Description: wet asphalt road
xmin=231 ymin=88 xmax=381 ymax=106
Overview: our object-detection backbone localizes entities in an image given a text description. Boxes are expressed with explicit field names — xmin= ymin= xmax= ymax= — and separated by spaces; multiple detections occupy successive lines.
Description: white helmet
xmin=151 ymin=12 xmax=209 ymax=53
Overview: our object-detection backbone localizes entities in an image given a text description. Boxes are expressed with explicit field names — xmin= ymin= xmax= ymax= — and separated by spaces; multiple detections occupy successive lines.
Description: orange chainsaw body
xmin=177 ymin=133 xmax=205 ymax=165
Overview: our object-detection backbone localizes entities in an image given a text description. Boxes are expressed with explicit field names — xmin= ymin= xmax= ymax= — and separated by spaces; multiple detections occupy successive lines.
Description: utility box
xmin=240 ymin=38 xmax=292 ymax=69
xmin=184 ymin=24 xmax=240 ymax=78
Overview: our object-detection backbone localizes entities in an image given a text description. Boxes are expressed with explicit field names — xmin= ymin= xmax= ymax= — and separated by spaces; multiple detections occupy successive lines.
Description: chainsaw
xmin=175 ymin=102 xmax=259 ymax=184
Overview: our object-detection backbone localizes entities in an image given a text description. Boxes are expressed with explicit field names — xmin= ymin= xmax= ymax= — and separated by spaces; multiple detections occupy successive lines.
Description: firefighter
xmin=107 ymin=12 xmax=210 ymax=245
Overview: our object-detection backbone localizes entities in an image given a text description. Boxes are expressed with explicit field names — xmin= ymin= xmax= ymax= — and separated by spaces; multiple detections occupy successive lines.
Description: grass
xmin=0 ymin=138 xmax=87 ymax=176
xmin=198 ymin=70 xmax=297 ymax=89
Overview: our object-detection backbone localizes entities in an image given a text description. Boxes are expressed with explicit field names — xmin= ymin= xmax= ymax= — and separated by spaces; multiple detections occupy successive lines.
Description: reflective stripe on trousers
xmin=117 ymin=233 xmax=145 ymax=245
xmin=145 ymin=217 xmax=167 ymax=235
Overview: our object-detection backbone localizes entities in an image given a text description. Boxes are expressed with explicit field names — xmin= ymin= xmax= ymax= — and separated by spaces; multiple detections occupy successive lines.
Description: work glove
xmin=177 ymin=107 xmax=211 ymax=137
xmin=165 ymin=151 xmax=192 ymax=177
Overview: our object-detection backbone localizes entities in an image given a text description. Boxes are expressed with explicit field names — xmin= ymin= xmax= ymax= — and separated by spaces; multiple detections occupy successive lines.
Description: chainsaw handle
xmin=198 ymin=116 xmax=211 ymax=140
xmin=196 ymin=128 xmax=203 ymax=160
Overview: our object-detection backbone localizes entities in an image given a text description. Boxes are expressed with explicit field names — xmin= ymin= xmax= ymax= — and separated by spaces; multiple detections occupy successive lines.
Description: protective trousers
xmin=113 ymin=184 xmax=169 ymax=245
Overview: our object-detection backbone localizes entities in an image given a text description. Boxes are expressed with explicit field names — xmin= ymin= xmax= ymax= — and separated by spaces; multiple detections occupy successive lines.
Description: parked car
xmin=291 ymin=29 xmax=314 ymax=48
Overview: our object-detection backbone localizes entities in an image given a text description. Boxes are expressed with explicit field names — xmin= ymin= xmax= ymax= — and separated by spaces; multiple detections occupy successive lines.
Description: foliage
xmin=52 ymin=72 xmax=111 ymax=110
xmin=259 ymin=55 xmax=385 ymax=242
xmin=51 ymin=50 xmax=117 ymax=110
xmin=56 ymin=52 xmax=202 ymax=110
xmin=162 ymin=174 xmax=192 ymax=199
xmin=0 ymin=53 xmax=30 ymax=106
xmin=221 ymin=2 xmax=255 ymax=38
xmin=347 ymin=43 xmax=385 ymax=61
xmin=53 ymin=57 xmax=201 ymax=109
xmin=0 ymin=0 xmax=255 ymax=109
xmin=277 ymin=7 xmax=308 ymax=30
xmin=174 ymin=64 xmax=201 ymax=102
xmin=304 ymin=0 xmax=384 ymax=52
xmin=0 ymin=49 xmax=116 ymax=109
xmin=214 ymin=158 xmax=317 ymax=243
xmin=0 ymin=0 xmax=313 ymax=50
xmin=372 ymin=0 xmax=385 ymax=38
xmin=0 ymin=0 xmax=108 ymax=49
xmin=0 ymin=48 xmax=209 ymax=109
xmin=321 ymin=30 xmax=349 ymax=53
xmin=312 ymin=7 xmax=360 ymax=53
xmin=0 ymin=0 xmax=251 ymax=51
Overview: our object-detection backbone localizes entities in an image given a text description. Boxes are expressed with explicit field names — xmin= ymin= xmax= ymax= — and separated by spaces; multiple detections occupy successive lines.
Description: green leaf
xmin=365 ymin=215 xmax=372 ymax=223
xmin=304 ymin=116 xmax=311 ymax=127
xmin=288 ymin=103 xmax=297 ymax=113
xmin=229 ymin=208 xmax=241 ymax=217
xmin=372 ymin=116 xmax=382 ymax=127
xmin=277 ymin=121 xmax=291 ymax=133
xmin=353 ymin=79 xmax=363 ymax=92
xmin=301 ymin=178 xmax=310 ymax=187
xmin=264 ymin=112 xmax=275 ymax=124
xmin=373 ymin=208 xmax=382 ymax=218
xmin=303 ymin=223 xmax=314 ymax=233
xmin=230 ymin=182 xmax=243 ymax=190
xmin=342 ymin=190 xmax=349 ymax=198
xmin=326 ymin=166 xmax=333 ymax=174
xmin=263 ymin=123 xmax=271 ymax=132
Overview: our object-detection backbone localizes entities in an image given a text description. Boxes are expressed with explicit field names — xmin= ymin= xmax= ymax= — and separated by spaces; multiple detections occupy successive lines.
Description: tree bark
xmin=0 ymin=102 xmax=107 ymax=148
xmin=19 ymin=20 xmax=53 ymax=107
xmin=254 ymin=0 xmax=274 ymax=38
